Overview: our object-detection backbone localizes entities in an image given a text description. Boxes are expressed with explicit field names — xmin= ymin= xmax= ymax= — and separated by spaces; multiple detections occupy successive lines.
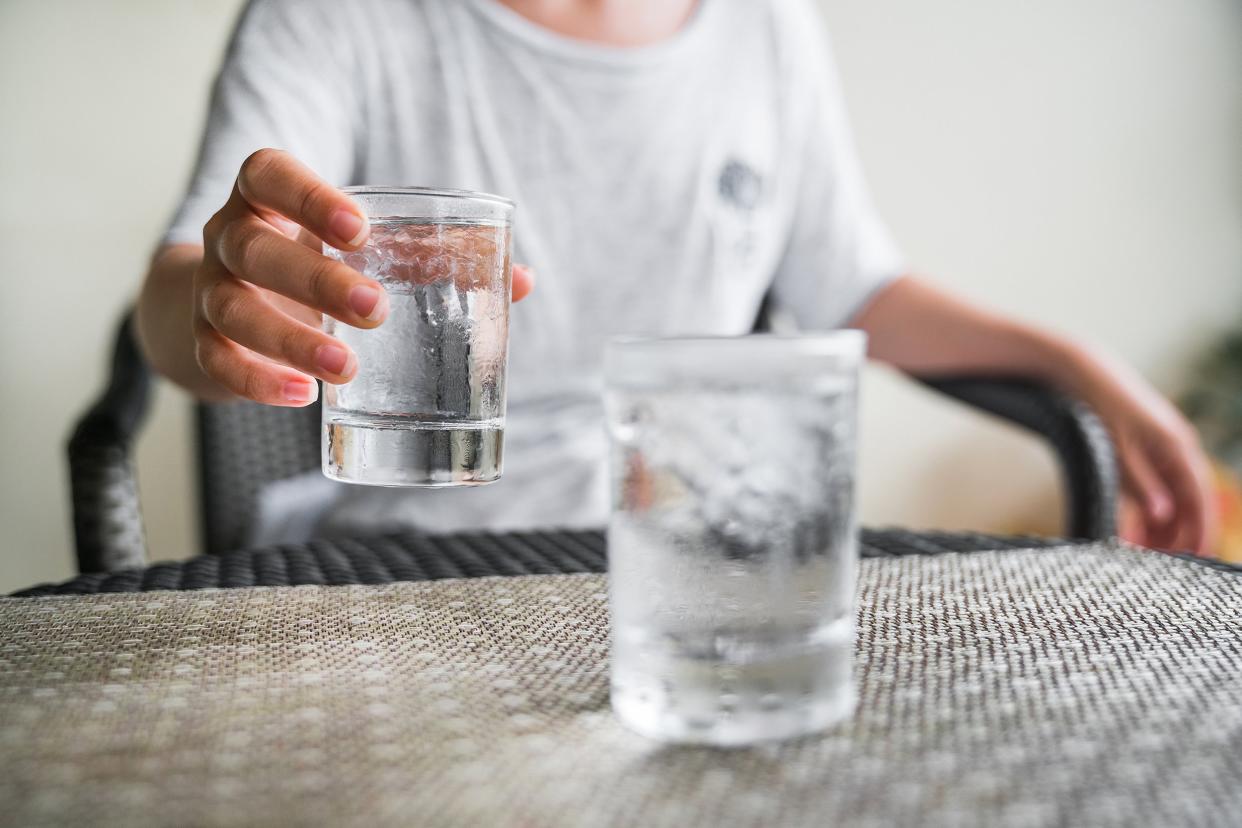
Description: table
xmin=3 ymin=533 xmax=1241 ymax=827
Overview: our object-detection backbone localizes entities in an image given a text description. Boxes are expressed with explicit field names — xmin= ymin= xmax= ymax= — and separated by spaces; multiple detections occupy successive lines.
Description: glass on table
xmin=604 ymin=334 xmax=863 ymax=746
xmin=322 ymin=187 xmax=514 ymax=487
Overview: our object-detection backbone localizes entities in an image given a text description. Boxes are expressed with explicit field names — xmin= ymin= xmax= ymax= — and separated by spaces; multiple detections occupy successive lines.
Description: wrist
xmin=1023 ymin=332 xmax=1116 ymax=412
xmin=1046 ymin=338 xmax=1156 ymax=423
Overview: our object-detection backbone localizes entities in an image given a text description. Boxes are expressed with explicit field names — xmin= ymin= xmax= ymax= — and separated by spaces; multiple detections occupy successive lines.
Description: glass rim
xmin=603 ymin=332 xmax=866 ymax=385
xmin=340 ymin=185 xmax=514 ymax=208
xmin=606 ymin=331 xmax=866 ymax=358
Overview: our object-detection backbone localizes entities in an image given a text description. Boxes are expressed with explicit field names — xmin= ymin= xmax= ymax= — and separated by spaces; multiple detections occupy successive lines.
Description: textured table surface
xmin=2 ymin=542 xmax=1241 ymax=827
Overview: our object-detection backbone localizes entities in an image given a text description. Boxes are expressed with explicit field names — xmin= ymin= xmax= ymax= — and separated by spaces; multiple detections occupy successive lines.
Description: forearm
xmin=851 ymin=275 xmax=1115 ymax=405
xmin=134 ymin=244 xmax=234 ymax=401
xmin=852 ymin=274 xmax=1215 ymax=554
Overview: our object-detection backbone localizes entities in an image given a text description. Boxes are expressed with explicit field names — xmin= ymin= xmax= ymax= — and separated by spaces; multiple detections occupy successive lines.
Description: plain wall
xmin=1 ymin=0 xmax=1239 ymax=592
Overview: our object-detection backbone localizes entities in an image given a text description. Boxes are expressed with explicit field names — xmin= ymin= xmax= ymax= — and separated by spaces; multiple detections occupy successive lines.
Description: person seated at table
xmin=134 ymin=0 xmax=1214 ymax=554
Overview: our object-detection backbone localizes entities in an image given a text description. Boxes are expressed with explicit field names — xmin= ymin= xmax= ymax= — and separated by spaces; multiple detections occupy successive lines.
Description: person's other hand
xmin=193 ymin=148 xmax=532 ymax=406
xmin=1086 ymin=363 xmax=1217 ymax=556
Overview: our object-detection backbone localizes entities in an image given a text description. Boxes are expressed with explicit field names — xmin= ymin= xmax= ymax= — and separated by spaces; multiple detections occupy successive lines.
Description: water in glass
xmin=324 ymin=217 xmax=510 ymax=486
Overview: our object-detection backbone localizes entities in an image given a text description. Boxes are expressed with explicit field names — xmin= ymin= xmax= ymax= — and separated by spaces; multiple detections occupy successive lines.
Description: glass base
xmin=323 ymin=417 xmax=503 ymax=487
xmin=609 ymin=617 xmax=854 ymax=747
xmin=611 ymin=679 xmax=854 ymax=747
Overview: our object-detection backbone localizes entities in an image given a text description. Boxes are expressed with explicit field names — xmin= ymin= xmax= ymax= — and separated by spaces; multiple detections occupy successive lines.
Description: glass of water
xmin=604 ymin=334 xmax=863 ymax=746
xmin=322 ymin=187 xmax=514 ymax=486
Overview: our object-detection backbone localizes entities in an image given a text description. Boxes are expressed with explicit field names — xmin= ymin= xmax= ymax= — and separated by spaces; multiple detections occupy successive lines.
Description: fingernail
xmin=329 ymin=209 xmax=368 ymax=247
xmin=349 ymin=284 xmax=388 ymax=322
xmin=315 ymin=343 xmax=353 ymax=377
xmin=282 ymin=380 xmax=318 ymax=403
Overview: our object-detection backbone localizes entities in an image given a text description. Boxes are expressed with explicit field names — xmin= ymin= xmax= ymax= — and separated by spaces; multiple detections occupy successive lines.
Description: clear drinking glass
xmin=604 ymin=334 xmax=863 ymax=746
xmin=322 ymin=187 xmax=514 ymax=486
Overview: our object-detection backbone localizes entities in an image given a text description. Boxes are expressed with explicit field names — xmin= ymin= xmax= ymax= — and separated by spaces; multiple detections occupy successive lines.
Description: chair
xmin=68 ymin=312 xmax=1118 ymax=573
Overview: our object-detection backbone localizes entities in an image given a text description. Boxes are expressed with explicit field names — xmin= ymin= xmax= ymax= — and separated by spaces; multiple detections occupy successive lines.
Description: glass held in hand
xmin=322 ymin=187 xmax=514 ymax=487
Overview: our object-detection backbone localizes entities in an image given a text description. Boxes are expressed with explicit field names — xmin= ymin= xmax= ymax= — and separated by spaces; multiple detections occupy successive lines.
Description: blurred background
xmin=0 ymin=0 xmax=1239 ymax=593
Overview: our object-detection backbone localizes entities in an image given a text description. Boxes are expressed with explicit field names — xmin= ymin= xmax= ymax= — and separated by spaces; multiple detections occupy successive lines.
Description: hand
xmin=192 ymin=148 xmax=532 ymax=406
xmin=1081 ymin=354 xmax=1218 ymax=556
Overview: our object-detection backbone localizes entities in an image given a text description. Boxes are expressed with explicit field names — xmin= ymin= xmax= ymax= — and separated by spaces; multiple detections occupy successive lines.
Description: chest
xmin=365 ymin=20 xmax=785 ymax=223
xmin=357 ymin=12 xmax=792 ymax=337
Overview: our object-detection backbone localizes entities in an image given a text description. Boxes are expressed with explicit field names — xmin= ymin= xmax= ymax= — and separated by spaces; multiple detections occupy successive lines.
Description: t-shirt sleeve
xmin=768 ymin=0 xmax=906 ymax=329
xmin=162 ymin=0 xmax=359 ymax=247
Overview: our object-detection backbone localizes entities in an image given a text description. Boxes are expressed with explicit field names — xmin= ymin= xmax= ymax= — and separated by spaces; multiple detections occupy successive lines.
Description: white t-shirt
xmin=166 ymin=0 xmax=905 ymax=537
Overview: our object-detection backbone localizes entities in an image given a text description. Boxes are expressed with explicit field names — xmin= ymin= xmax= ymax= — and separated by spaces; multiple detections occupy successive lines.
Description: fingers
xmin=195 ymin=324 xmax=319 ymax=408
xmin=234 ymin=148 xmax=370 ymax=250
xmin=193 ymin=149 xmax=379 ymax=406
xmin=1152 ymin=436 xmax=1216 ymax=557
xmin=1118 ymin=437 xmax=1176 ymax=544
xmin=512 ymin=264 xmax=535 ymax=302
xmin=199 ymin=275 xmax=358 ymax=384
xmin=1116 ymin=494 xmax=1150 ymax=548
xmin=1118 ymin=421 xmax=1217 ymax=556
xmin=214 ymin=214 xmax=388 ymax=328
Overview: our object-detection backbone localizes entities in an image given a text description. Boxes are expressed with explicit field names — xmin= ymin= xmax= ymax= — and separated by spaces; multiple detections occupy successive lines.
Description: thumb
xmin=512 ymin=264 xmax=535 ymax=303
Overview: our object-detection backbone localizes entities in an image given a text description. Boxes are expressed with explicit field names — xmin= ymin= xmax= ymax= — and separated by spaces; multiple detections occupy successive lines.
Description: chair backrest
xmin=196 ymin=399 xmax=320 ymax=555
xmin=69 ymin=315 xmax=325 ymax=568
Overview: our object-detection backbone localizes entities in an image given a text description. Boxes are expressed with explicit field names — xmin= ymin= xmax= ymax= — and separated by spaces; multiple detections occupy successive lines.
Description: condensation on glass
xmin=604 ymin=334 xmax=864 ymax=745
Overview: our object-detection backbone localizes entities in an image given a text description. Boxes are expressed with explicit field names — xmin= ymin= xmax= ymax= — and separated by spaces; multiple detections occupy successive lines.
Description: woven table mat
xmin=2 ymin=543 xmax=1240 ymax=827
